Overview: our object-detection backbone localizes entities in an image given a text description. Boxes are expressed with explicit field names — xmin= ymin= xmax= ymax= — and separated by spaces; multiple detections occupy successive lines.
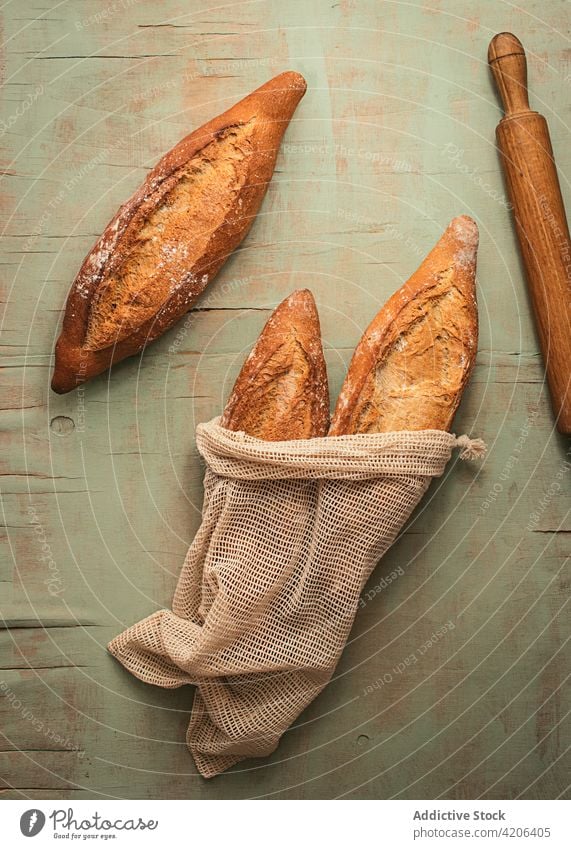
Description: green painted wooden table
xmin=1 ymin=0 xmax=570 ymax=800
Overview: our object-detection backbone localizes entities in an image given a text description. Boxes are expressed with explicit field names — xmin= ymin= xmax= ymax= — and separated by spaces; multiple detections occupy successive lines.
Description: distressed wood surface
xmin=1 ymin=0 xmax=570 ymax=799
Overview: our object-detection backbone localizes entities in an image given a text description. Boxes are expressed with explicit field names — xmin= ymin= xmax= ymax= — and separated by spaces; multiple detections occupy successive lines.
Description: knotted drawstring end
xmin=454 ymin=434 xmax=487 ymax=461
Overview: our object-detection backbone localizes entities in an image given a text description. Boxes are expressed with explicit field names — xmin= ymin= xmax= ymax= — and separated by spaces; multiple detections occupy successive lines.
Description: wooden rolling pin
xmin=489 ymin=32 xmax=571 ymax=434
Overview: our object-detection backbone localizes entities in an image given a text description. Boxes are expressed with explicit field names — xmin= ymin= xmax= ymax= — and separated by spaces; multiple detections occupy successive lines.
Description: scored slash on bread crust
xmin=221 ymin=290 xmax=330 ymax=440
xmin=84 ymin=123 xmax=257 ymax=352
xmin=329 ymin=215 xmax=479 ymax=435
xmin=51 ymin=72 xmax=307 ymax=394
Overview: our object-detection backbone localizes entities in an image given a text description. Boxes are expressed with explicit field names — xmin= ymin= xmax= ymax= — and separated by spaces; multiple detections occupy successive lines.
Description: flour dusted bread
xmin=330 ymin=215 xmax=478 ymax=435
xmin=52 ymin=72 xmax=307 ymax=394
xmin=221 ymin=290 xmax=329 ymax=439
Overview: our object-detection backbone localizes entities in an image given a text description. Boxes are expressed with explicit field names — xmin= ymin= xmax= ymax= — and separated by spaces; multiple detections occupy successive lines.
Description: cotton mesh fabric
xmin=108 ymin=417 xmax=484 ymax=778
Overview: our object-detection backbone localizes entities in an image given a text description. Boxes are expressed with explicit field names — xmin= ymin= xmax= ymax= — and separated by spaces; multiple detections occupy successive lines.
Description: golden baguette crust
xmin=221 ymin=290 xmax=329 ymax=439
xmin=52 ymin=72 xmax=307 ymax=394
xmin=329 ymin=215 xmax=479 ymax=435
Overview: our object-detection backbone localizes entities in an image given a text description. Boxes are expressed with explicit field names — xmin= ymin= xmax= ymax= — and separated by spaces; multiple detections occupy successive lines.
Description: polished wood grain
xmin=490 ymin=32 xmax=571 ymax=434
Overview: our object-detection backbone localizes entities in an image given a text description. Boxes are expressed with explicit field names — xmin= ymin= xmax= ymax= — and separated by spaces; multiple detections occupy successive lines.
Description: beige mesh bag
xmin=108 ymin=417 xmax=485 ymax=778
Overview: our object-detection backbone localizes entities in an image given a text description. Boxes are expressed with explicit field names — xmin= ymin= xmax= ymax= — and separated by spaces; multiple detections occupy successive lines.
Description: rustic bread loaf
xmin=329 ymin=215 xmax=478 ymax=435
xmin=51 ymin=72 xmax=307 ymax=394
xmin=221 ymin=290 xmax=329 ymax=439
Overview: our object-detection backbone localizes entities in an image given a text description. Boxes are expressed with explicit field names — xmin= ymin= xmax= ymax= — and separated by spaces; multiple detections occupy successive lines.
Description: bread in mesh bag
xmin=221 ymin=288 xmax=329 ymax=438
xmin=108 ymin=222 xmax=484 ymax=778
xmin=330 ymin=215 xmax=478 ymax=434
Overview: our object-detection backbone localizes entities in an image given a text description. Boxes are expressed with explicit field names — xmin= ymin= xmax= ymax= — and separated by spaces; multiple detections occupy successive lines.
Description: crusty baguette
xmin=51 ymin=72 xmax=307 ymax=394
xmin=329 ymin=215 xmax=478 ymax=435
xmin=221 ymin=290 xmax=329 ymax=439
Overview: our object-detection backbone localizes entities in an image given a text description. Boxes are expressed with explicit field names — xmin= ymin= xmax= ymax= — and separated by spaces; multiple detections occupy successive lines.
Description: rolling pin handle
xmin=488 ymin=32 xmax=531 ymax=117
